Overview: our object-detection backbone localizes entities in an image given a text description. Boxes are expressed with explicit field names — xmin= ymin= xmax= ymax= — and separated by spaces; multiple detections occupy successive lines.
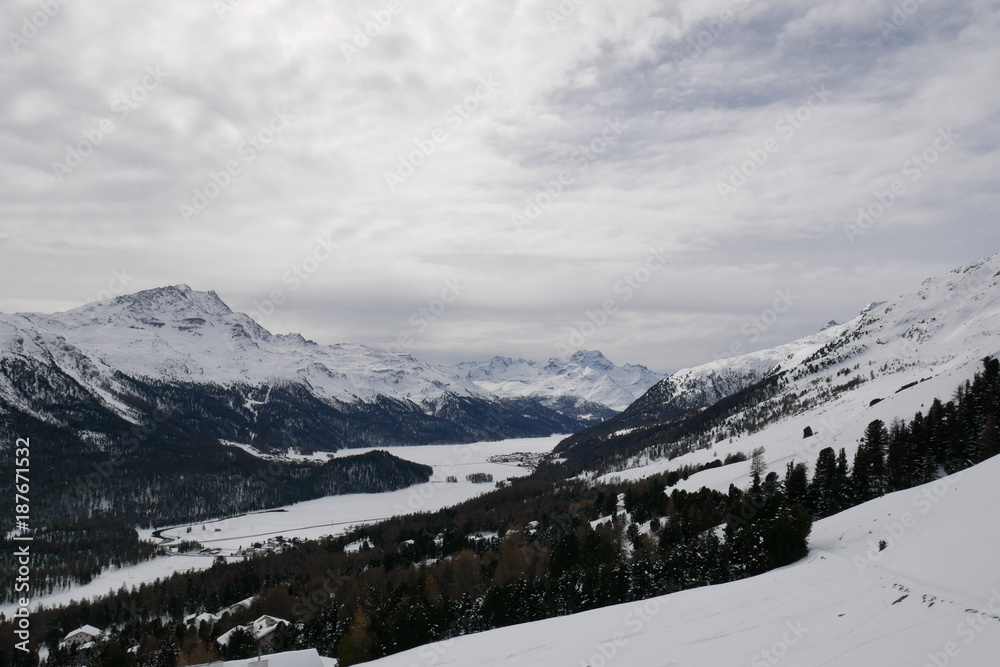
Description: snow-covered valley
xmin=0 ymin=435 xmax=563 ymax=617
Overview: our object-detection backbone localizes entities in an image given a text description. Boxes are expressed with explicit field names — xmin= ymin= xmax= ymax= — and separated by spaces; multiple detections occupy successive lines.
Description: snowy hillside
xmin=365 ymin=457 xmax=1000 ymax=666
xmin=559 ymin=252 xmax=1000 ymax=472
xmin=446 ymin=349 xmax=665 ymax=412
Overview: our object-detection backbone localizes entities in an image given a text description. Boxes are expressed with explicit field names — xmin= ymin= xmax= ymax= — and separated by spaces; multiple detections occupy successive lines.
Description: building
xmin=60 ymin=625 xmax=103 ymax=650
xmin=217 ymin=615 xmax=290 ymax=651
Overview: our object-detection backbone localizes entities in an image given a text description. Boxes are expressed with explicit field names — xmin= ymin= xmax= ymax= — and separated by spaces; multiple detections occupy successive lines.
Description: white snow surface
xmin=203 ymin=648 xmax=335 ymax=667
xmin=366 ymin=457 xmax=1000 ymax=667
xmin=0 ymin=435 xmax=563 ymax=616
xmin=446 ymin=350 xmax=666 ymax=411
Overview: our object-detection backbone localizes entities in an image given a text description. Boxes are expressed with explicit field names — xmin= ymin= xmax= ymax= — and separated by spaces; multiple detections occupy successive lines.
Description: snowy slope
xmin=365 ymin=457 xmax=1000 ymax=666
xmin=560 ymin=252 xmax=1000 ymax=470
xmin=447 ymin=350 xmax=666 ymax=412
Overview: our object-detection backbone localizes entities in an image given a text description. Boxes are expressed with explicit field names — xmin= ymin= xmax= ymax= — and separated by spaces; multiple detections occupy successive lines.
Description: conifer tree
xmin=886 ymin=419 xmax=913 ymax=492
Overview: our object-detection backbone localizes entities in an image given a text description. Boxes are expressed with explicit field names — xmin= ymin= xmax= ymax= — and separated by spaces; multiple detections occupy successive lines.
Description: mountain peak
xmin=860 ymin=301 xmax=886 ymax=315
xmin=569 ymin=349 xmax=614 ymax=371
xmin=113 ymin=285 xmax=234 ymax=319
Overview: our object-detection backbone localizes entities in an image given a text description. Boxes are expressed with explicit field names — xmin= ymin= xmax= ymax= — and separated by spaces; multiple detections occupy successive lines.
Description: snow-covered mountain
xmin=0 ymin=285 xmax=586 ymax=454
xmin=445 ymin=349 xmax=666 ymax=414
xmin=559 ymin=252 xmax=1000 ymax=471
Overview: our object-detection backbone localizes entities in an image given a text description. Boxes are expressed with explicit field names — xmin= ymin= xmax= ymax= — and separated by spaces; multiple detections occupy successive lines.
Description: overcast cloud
xmin=1 ymin=0 xmax=998 ymax=370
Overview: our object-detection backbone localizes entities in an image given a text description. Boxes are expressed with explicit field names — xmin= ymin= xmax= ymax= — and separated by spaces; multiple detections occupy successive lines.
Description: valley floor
xmin=1 ymin=435 xmax=564 ymax=617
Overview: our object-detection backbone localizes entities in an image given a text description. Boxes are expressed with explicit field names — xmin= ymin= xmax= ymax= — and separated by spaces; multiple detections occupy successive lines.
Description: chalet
xmin=615 ymin=493 xmax=627 ymax=516
xmin=217 ymin=615 xmax=290 ymax=651
xmin=60 ymin=625 xmax=103 ymax=650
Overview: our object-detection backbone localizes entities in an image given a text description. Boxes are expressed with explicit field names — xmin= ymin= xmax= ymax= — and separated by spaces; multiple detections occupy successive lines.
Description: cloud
xmin=1 ymin=0 xmax=998 ymax=370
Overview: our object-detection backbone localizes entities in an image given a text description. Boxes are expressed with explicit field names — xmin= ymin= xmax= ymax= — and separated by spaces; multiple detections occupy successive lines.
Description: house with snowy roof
xmin=60 ymin=625 xmax=103 ymax=650
xmin=217 ymin=615 xmax=290 ymax=651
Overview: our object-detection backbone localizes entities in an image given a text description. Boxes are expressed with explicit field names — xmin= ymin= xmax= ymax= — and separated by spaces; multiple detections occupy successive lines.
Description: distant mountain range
xmin=0 ymin=286 xmax=666 ymax=462
xmin=443 ymin=349 xmax=666 ymax=416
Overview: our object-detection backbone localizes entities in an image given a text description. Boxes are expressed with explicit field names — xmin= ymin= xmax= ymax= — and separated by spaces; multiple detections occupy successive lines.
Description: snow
xmin=201 ymin=648 xmax=334 ymax=667
xmin=591 ymin=252 xmax=1000 ymax=491
xmin=151 ymin=435 xmax=563 ymax=552
xmin=0 ymin=285 xmax=492 ymax=411
xmin=219 ymin=440 xmax=335 ymax=463
xmin=62 ymin=625 xmax=102 ymax=641
xmin=364 ymin=457 xmax=1000 ymax=666
xmin=1 ymin=435 xmax=563 ymax=616
xmin=0 ymin=287 xmax=660 ymax=422
xmin=446 ymin=350 xmax=665 ymax=411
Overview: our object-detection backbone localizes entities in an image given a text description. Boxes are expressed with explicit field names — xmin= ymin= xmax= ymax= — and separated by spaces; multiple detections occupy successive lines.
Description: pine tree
xmin=749 ymin=447 xmax=767 ymax=489
xmin=222 ymin=627 xmax=255 ymax=660
xmin=886 ymin=419 xmax=912 ymax=492
xmin=836 ymin=448 xmax=852 ymax=510
xmin=784 ymin=462 xmax=809 ymax=508
xmin=337 ymin=609 xmax=377 ymax=666
xmin=978 ymin=414 xmax=1000 ymax=462
xmin=852 ymin=420 xmax=888 ymax=502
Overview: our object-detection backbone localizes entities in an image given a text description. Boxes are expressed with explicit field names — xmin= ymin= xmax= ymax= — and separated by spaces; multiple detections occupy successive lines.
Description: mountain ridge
xmin=555 ymin=251 xmax=1000 ymax=473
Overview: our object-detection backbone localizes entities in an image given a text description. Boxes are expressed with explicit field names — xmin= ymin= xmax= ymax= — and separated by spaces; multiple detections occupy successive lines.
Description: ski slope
xmin=366 ymin=456 xmax=1000 ymax=666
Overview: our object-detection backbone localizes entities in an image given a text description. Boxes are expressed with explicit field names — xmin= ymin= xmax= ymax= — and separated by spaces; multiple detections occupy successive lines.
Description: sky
xmin=1 ymin=0 xmax=998 ymax=371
